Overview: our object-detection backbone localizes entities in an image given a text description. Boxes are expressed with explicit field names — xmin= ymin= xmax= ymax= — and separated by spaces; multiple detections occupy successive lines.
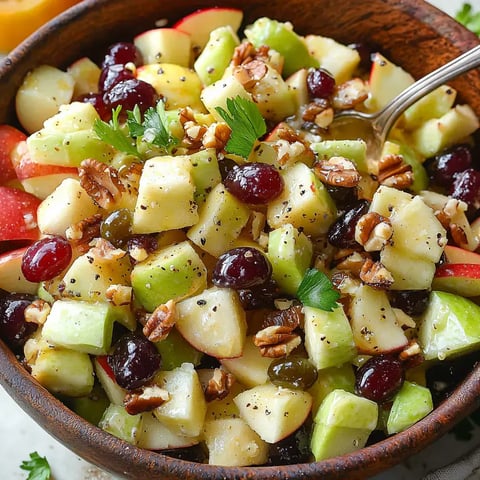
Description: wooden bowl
xmin=1 ymin=0 xmax=480 ymax=478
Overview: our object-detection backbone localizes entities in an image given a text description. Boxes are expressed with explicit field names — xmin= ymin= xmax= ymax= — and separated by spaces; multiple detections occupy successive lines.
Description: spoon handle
xmin=375 ymin=44 xmax=480 ymax=143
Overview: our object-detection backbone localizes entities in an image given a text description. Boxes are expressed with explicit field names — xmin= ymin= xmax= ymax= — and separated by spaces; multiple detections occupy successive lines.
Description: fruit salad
xmin=1 ymin=6 xmax=480 ymax=467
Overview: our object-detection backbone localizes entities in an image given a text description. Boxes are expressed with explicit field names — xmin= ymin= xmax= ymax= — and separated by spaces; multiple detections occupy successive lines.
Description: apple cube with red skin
xmin=433 ymin=263 xmax=480 ymax=297
xmin=0 ymin=125 xmax=27 ymax=185
xmin=0 ymin=246 xmax=39 ymax=294
xmin=0 ymin=186 xmax=41 ymax=242
xmin=443 ymin=245 xmax=480 ymax=265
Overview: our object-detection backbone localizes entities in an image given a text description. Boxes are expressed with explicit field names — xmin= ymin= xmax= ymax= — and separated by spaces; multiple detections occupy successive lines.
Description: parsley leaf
xmin=215 ymin=96 xmax=267 ymax=158
xmin=127 ymin=102 xmax=178 ymax=153
xmin=456 ymin=3 xmax=480 ymax=36
xmin=297 ymin=268 xmax=340 ymax=311
xmin=20 ymin=452 xmax=51 ymax=480
xmin=93 ymin=106 xmax=139 ymax=156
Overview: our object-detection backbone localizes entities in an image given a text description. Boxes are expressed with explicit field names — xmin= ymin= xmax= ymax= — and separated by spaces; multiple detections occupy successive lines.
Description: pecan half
xmin=124 ymin=384 xmax=170 ymax=415
xmin=233 ymin=60 xmax=268 ymax=90
xmin=355 ymin=212 xmax=393 ymax=252
xmin=359 ymin=258 xmax=394 ymax=289
xmin=24 ymin=299 xmax=50 ymax=325
xmin=332 ymin=78 xmax=369 ymax=110
xmin=260 ymin=304 xmax=303 ymax=330
xmin=79 ymin=159 xmax=125 ymax=209
xmin=314 ymin=156 xmax=360 ymax=188
xmin=204 ymin=368 xmax=235 ymax=402
xmin=253 ymin=325 xmax=301 ymax=357
xmin=376 ymin=154 xmax=413 ymax=190
xmin=143 ymin=299 xmax=177 ymax=342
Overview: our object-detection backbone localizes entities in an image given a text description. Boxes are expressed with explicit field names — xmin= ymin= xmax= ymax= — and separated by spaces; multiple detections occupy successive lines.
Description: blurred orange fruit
xmin=0 ymin=0 xmax=83 ymax=53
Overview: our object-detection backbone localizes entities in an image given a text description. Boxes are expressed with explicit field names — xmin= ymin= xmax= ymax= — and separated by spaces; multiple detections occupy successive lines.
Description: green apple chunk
xmin=26 ymin=102 xmax=115 ymax=167
xmin=187 ymin=183 xmax=251 ymax=257
xmin=42 ymin=299 xmax=118 ymax=355
xmin=349 ymin=284 xmax=408 ymax=355
xmin=189 ymin=148 xmax=222 ymax=204
xmin=304 ymin=35 xmax=360 ymax=83
xmin=310 ymin=389 xmax=378 ymax=461
xmin=154 ymin=328 xmax=203 ymax=370
xmin=132 ymin=156 xmax=198 ymax=234
xmin=131 ymin=240 xmax=207 ymax=312
xmin=175 ymin=286 xmax=247 ymax=359
xmin=244 ymin=17 xmax=318 ymax=77
xmin=267 ymin=162 xmax=336 ymax=237
xmin=220 ymin=336 xmax=273 ymax=387
xmin=137 ymin=412 xmax=199 ymax=450
xmin=203 ymin=418 xmax=269 ymax=466
xmin=234 ymin=383 xmax=312 ymax=443
xmin=194 ymin=26 xmax=239 ymax=85
xmin=68 ymin=383 xmax=110 ymax=425
xmin=154 ymin=363 xmax=207 ymax=437
xmin=304 ymin=305 xmax=356 ymax=370
xmin=418 ymin=290 xmax=480 ymax=361
xmin=308 ymin=364 xmax=355 ymax=416
xmin=37 ymin=178 xmax=99 ymax=236
xmin=311 ymin=139 xmax=368 ymax=173
xmin=267 ymin=223 xmax=313 ymax=296
xmin=99 ymin=404 xmax=142 ymax=445
xmin=386 ymin=381 xmax=433 ymax=434
xmin=25 ymin=335 xmax=94 ymax=397
xmin=411 ymin=104 xmax=479 ymax=158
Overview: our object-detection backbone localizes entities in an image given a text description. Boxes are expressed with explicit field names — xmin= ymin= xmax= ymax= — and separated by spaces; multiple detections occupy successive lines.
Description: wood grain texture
xmin=1 ymin=0 xmax=480 ymax=478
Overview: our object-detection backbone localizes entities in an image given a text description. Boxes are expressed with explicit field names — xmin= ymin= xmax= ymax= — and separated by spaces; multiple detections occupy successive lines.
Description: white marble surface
xmin=3 ymin=0 xmax=480 ymax=478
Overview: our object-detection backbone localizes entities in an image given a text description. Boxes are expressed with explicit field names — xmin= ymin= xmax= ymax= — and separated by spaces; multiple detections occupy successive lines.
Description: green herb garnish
xmin=127 ymin=102 xmax=179 ymax=153
xmin=93 ymin=105 xmax=139 ymax=156
xmin=20 ymin=452 xmax=51 ymax=480
xmin=215 ymin=96 xmax=267 ymax=158
xmin=297 ymin=268 xmax=340 ymax=311
xmin=456 ymin=3 xmax=480 ymax=36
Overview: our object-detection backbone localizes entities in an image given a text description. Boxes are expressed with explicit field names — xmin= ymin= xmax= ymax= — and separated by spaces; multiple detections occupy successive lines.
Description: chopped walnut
xmin=332 ymin=78 xmax=369 ymax=110
xmin=273 ymin=139 xmax=313 ymax=167
xmin=399 ymin=340 xmax=424 ymax=368
xmin=302 ymin=98 xmax=330 ymax=124
xmin=184 ymin=121 xmax=208 ymax=148
xmin=143 ymin=299 xmax=177 ymax=342
xmin=24 ymin=299 xmax=50 ymax=325
xmin=204 ymin=368 xmax=235 ymax=402
xmin=202 ymin=122 xmax=231 ymax=151
xmin=89 ymin=237 xmax=127 ymax=262
xmin=179 ymin=106 xmax=197 ymax=126
xmin=359 ymin=258 xmax=394 ymax=289
xmin=260 ymin=304 xmax=304 ymax=330
xmin=124 ymin=384 xmax=170 ymax=415
xmin=355 ymin=212 xmax=393 ymax=252
xmin=79 ymin=159 xmax=125 ymax=209
xmin=335 ymin=250 xmax=371 ymax=277
xmin=253 ymin=325 xmax=302 ymax=357
xmin=65 ymin=213 xmax=103 ymax=254
xmin=105 ymin=284 xmax=133 ymax=306
xmin=376 ymin=153 xmax=413 ymax=190
xmin=233 ymin=60 xmax=268 ymax=90
xmin=314 ymin=156 xmax=360 ymax=188
xmin=232 ymin=41 xmax=258 ymax=66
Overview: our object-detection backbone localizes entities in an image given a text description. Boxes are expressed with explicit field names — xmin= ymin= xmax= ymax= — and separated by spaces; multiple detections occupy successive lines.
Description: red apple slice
xmin=433 ymin=263 xmax=480 ymax=297
xmin=0 ymin=246 xmax=38 ymax=294
xmin=443 ymin=245 xmax=480 ymax=265
xmin=173 ymin=7 xmax=243 ymax=52
xmin=0 ymin=125 xmax=27 ymax=185
xmin=0 ymin=186 xmax=41 ymax=242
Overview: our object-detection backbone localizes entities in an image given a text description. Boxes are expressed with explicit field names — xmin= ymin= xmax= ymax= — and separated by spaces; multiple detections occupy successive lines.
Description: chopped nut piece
xmin=332 ymin=78 xmax=369 ymax=110
xmin=124 ymin=384 xmax=170 ymax=415
xmin=253 ymin=324 xmax=301 ymax=358
xmin=24 ymin=299 xmax=50 ymax=325
xmin=314 ymin=156 xmax=360 ymax=188
xmin=359 ymin=258 xmax=394 ymax=289
xmin=399 ymin=339 xmax=424 ymax=368
xmin=260 ymin=304 xmax=303 ymax=330
xmin=335 ymin=250 xmax=371 ymax=277
xmin=204 ymin=368 xmax=235 ymax=402
xmin=66 ymin=213 xmax=103 ymax=254
xmin=232 ymin=41 xmax=258 ymax=66
xmin=90 ymin=237 xmax=127 ymax=262
xmin=376 ymin=153 xmax=413 ymax=189
xmin=79 ymin=159 xmax=125 ymax=209
xmin=202 ymin=122 xmax=231 ymax=151
xmin=302 ymin=99 xmax=330 ymax=124
xmin=233 ymin=60 xmax=268 ymax=90
xmin=355 ymin=212 xmax=393 ymax=252
xmin=106 ymin=284 xmax=133 ymax=306
xmin=143 ymin=299 xmax=177 ymax=342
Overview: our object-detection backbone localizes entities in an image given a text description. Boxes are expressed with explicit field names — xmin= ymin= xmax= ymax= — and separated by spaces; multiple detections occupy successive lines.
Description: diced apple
xmin=234 ymin=383 xmax=312 ymax=443
xmin=67 ymin=56 xmax=101 ymax=97
xmin=154 ymin=363 xmax=207 ymax=437
xmin=175 ymin=286 xmax=247 ymax=359
xmin=0 ymin=124 xmax=27 ymax=184
xmin=349 ymin=284 xmax=409 ymax=355
xmin=433 ymin=263 xmax=480 ymax=297
xmin=444 ymin=245 xmax=480 ymax=265
xmin=173 ymin=7 xmax=243 ymax=53
xmin=134 ymin=28 xmax=191 ymax=67
xmin=94 ymin=356 xmax=126 ymax=406
xmin=285 ymin=69 xmax=309 ymax=111
xmin=16 ymin=65 xmax=75 ymax=134
xmin=220 ymin=336 xmax=273 ymax=387
xmin=0 ymin=247 xmax=38 ymax=294
xmin=203 ymin=417 xmax=268 ymax=466
xmin=99 ymin=404 xmax=142 ymax=445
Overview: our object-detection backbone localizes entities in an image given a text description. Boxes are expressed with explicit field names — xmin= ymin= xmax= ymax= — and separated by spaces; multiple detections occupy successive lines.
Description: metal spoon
xmin=333 ymin=44 xmax=480 ymax=155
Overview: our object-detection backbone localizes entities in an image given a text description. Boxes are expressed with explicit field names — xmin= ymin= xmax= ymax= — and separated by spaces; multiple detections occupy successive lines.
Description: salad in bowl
xmin=1 ymin=0 xmax=480 ymax=474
